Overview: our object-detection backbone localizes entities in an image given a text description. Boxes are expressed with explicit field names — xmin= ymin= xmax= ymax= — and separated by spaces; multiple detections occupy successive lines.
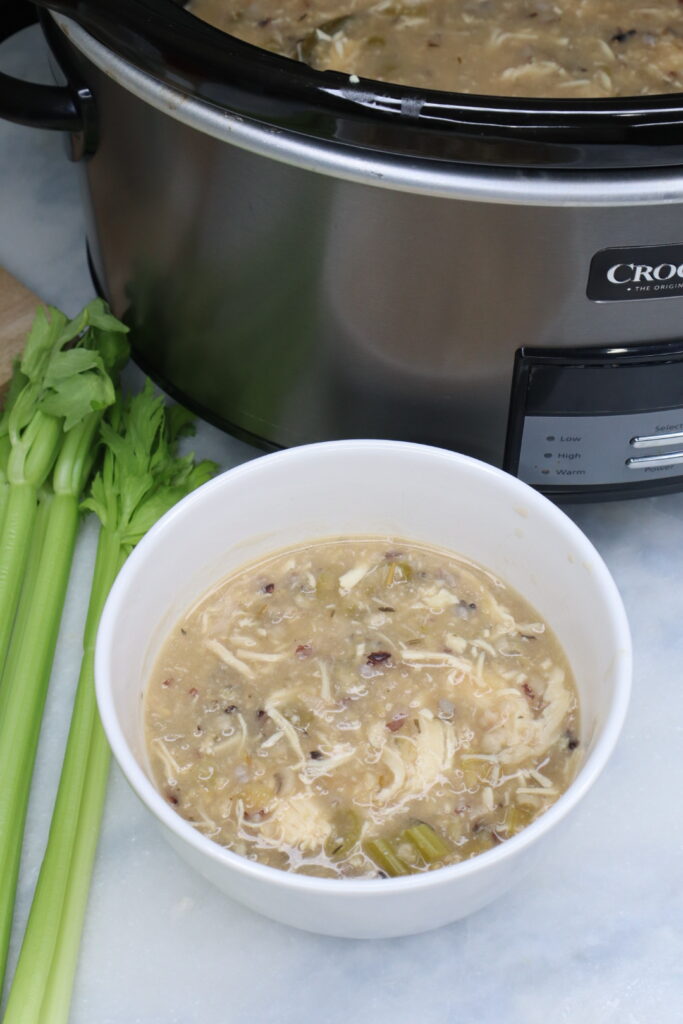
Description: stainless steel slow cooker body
xmin=5 ymin=0 xmax=683 ymax=499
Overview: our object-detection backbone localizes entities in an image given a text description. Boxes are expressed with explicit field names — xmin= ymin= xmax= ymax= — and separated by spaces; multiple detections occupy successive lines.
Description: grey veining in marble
xmin=1 ymin=24 xmax=683 ymax=1024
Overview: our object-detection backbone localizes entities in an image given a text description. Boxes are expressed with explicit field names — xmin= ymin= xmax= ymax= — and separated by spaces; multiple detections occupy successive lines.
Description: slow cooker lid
xmin=39 ymin=0 xmax=683 ymax=169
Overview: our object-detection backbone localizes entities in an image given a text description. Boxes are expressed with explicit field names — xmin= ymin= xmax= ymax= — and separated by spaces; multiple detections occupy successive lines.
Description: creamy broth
xmin=144 ymin=538 xmax=580 ymax=878
xmin=188 ymin=0 xmax=683 ymax=98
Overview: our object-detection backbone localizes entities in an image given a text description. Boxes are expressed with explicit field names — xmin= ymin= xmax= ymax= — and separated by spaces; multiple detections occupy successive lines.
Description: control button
xmin=631 ymin=430 xmax=683 ymax=449
xmin=626 ymin=450 xmax=683 ymax=468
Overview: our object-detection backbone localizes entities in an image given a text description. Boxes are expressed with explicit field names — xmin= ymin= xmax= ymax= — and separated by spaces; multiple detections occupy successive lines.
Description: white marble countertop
xmin=2 ymin=23 xmax=683 ymax=1024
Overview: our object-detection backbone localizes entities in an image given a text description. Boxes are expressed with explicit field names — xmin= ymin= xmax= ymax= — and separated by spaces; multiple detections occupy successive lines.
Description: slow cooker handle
xmin=0 ymin=0 xmax=87 ymax=141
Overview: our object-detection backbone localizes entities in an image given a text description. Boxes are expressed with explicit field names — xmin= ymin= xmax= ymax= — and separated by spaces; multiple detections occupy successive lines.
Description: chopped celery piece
xmin=315 ymin=568 xmax=336 ymax=595
xmin=461 ymin=756 xmax=491 ymax=789
xmin=297 ymin=865 xmax=339 ymax=879
xmin=504 ymin=802 xmax=536 ymax=837
xmin=402 ymin=823 xmax=450 ymax=863
xmin=384 ymin=560 xmax=412 ymax=586
xmin=324 ymin=809 xmax=362 ymax=860
xmin=364 ymin=838 xmax=411 ymax=877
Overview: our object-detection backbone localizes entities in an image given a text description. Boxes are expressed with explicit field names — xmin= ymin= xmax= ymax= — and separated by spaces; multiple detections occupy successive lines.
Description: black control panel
xmin=505 ymin=342 xmax=683 ymax=500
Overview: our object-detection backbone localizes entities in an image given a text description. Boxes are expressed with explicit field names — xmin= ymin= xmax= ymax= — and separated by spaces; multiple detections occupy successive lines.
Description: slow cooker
xmin=3 ymin=0 xmax=683 ymax=500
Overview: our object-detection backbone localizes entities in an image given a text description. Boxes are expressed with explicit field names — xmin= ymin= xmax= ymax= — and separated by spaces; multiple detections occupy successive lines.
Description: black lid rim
xmin=42 ymin=0 xmax=683 ymax=170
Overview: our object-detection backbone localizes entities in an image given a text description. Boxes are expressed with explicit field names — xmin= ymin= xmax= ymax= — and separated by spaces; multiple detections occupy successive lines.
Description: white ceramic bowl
xmin=95 ymin=440 xmax=631 ymax=939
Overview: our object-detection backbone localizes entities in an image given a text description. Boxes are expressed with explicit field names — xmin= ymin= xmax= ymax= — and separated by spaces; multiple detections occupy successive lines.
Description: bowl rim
xmin=95 ymin=439 xmax=632 ymax=896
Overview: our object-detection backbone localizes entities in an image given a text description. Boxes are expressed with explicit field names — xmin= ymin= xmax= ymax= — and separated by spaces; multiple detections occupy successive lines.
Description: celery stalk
xmin=0 ymin=491 xmax=52 ymax=965
xmin=0 ymin=408 xmax=63 ymax=664
xmin=3 ymin=384 xmax=216 ymax=1022
xmin=0 ymin=433 xmax=10 ymax=540
xmin=0 ymin=363 xmax=28 ymax=563
xmin=0 ymin=482 xmax=40 ymax=679
xmin=0 ymin=771 xmax=31 ymax=1005
xmin=0 ymin=301 xmax=129 ymax=992
xmin=0 ymin=302 xmax=128 ymax=684
xmin=0 ymin=408 xmax=120 ymax=988
xmin=2 ymin=529 xmax=123 ymax=1023
xmin=41 ymin=709 xmax=112 ymax=1023
xmin=0 ymin=491 xmax=52 ymax=726
xmin=0 ymin=412 xmax=62 ymax=679
xmin=0 ymin=491 xmax=79 ymax=986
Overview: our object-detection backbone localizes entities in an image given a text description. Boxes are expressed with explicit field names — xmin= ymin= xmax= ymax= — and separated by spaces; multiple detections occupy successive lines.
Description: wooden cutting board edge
xmin=0 ymin=267 xmax=44 ymax=406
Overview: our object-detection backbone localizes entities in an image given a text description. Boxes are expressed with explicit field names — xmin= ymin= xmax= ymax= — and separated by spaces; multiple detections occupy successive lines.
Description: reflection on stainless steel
xmin=630 ymin=431 xmax=683 ymax=448
xmin=627 ymin=451 xmax=683 ymax=467
xmin=56 ymin=16 xmax=683 ymax=466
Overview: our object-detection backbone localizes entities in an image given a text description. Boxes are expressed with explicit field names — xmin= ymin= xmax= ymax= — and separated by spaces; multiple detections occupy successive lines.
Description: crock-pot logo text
xmin=588 ymin=245 xmax=683 ymax=302
xmin=607 ymin=262 xmax=683 ymax=285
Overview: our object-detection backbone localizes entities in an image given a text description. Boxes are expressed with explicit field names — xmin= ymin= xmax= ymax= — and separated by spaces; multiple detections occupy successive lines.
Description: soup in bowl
xmin=95 ymin=440 xmax=631 ymax=938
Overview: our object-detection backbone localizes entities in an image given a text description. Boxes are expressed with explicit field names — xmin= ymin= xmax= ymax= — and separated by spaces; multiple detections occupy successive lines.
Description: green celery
xmin=324 ymin=809 xmax=363 ymax=861
xmin=2 ymin=528 xmax=123 ymax=1024
xmin=0 ymin=302 xmax=128 ymax=682
xmin=364 ymin=838 xmax=411 ymax=877
xmin=0 ymin=489 xmax=79 ymax=988
xmin=0 ymin=490 xmax=52 ymax=966
xmin=3 ymin=383 xmax=216 ymax=1023
xmin=402 ymin=823 xmax=450 ymax=863
xmin=0 ymin=300 xmax=128 ymax=991
xmin=0 ymin=490 xmax=52 ymax=727
xmin=0 ymin=480 xmax=46 ymax=674
xmin=0 ymin=432 xmax=10 ymax=538
xmin=0 ymin=363 xmax=29 ymax=542
xmin=0 ymin=368 xmax=47 ymax=671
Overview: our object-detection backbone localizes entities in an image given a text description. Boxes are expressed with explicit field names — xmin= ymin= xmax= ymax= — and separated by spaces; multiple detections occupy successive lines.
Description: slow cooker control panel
xmin=505 ymin=343 xmax=683 ymax=498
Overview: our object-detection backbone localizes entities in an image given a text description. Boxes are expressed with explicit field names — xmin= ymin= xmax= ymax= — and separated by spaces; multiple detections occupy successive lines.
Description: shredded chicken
xmin=259 ymin=793 xmax=332 ymax=851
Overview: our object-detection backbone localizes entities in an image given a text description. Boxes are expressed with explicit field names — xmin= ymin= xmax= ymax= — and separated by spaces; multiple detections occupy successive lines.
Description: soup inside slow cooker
xmin=188 ymin=0 xmax=683 ymax=99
